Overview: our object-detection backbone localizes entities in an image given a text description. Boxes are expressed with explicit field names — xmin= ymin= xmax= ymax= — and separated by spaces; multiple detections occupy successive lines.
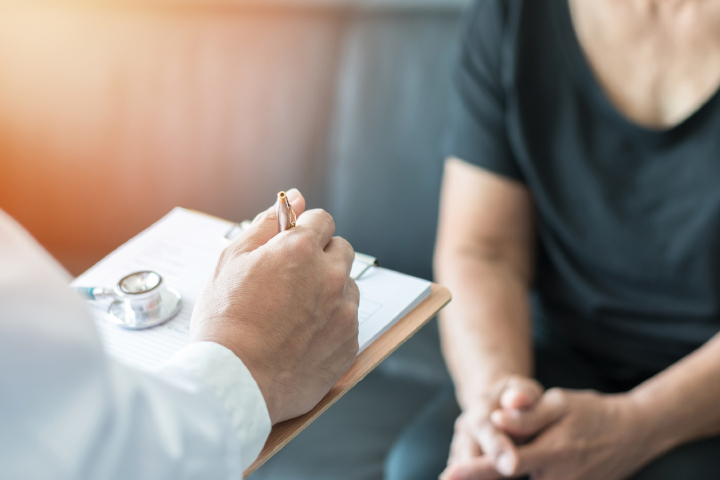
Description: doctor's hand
xmin=191 ymin=189 xmax=360 ymax=425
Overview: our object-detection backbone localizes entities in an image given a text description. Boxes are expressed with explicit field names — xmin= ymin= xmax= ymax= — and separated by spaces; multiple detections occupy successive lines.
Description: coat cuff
xmin=160 ymin=341 xmax=271 ymax=471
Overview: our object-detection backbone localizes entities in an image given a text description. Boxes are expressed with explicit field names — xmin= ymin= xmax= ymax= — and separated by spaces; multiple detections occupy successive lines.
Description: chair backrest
xmin=322 ymin=8 xmax=466 ymax=383
xmin=325 ymin=9 xmax=464 ymax=282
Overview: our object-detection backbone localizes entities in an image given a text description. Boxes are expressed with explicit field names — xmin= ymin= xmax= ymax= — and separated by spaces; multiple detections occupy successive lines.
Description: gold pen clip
xmin=277 ymin=191 xmax=296 ymax=233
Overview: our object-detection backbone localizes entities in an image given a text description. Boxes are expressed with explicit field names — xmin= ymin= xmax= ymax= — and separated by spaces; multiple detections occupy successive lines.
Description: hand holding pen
xmin=191 ymin=188 xmax=360 ymax=425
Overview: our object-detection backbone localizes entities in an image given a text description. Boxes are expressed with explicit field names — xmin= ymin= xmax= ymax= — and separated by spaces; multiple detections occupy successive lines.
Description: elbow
xmin=433 ymin=241 xmax=534 ymax=287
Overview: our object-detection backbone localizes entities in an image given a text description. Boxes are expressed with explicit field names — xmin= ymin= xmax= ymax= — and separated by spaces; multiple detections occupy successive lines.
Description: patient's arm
xmin=436 ymin=160 xmax=720 ymax=479
xmin=629 ymin=330 xmax=720 ymax=454
xmin=434 ymin=157 xmax=538 ymax=471
xmin=435 ymin=157 xmax=535 ymax=407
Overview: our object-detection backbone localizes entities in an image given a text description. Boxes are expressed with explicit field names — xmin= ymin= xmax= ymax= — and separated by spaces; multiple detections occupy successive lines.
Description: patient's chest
xmin=568 ymin=0 xmax=720 ymax=130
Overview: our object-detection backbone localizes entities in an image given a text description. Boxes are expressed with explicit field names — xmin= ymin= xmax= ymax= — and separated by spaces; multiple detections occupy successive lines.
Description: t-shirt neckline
xmin=550 ymin=0 xmax=720 ymax=143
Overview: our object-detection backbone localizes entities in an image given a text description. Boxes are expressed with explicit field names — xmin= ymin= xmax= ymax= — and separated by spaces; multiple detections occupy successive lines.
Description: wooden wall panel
xmin=0 ymin=3 xmax=345 ymax=275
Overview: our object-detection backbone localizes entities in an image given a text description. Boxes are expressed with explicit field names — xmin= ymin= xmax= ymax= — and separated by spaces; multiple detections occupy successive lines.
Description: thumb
xmin=500 ymin=376 xmax=544 ymax=411
xmin=231 ymin=188 xmax=306 ymax=254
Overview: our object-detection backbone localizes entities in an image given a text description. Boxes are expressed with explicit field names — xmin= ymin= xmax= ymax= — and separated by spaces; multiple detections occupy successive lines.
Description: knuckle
xmin=508 ymin=374 xmax=540 ymax=393
xmin=218 ymin=243 xmax=242 ymax=266
xmin=306 ymin=207 xmax=332 ymax=223
xmin=336 ymin=236 xmax=354 ymax=255
xmin=253 ymin=208 xmax=273 ymax=225
xmin=218 ymin=245 xmax=233 ymax=265
xmin=520 ymin=376 xmax=542 ymax=390
xmin=291 ymin=232 xmax=316 ymax=256
xmin=341 ymin=300 xmax=359 ymax=323
xmin=315 ymin=208 xmax=332 ymax=222
xmin=546 ymin=387 xmax=566 ymax=404
xmin=319 ymin=209 xmax=336 ymax=230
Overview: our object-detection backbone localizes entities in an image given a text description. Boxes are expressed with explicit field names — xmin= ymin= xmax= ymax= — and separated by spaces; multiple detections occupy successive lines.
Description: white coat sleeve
xmin=0 ymin=210 xmax=271 ymax=480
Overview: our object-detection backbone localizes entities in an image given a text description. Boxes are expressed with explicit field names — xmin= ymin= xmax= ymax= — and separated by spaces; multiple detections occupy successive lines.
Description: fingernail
xmin=497 ymin=452 xmax=516 ymax=476
xmin=286 ymin=188 xmax=300 ymax=201
xmin=490 ymin=410 xmax=503 ymax=425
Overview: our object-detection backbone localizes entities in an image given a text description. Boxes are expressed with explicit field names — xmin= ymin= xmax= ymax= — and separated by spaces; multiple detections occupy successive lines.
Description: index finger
xmin=469 ymin=421 xmax=518 ymax=476
xmin=448 ymin=417 xmax=482 ymax=465
xmin=324 ymin=236 xmax=355 ymax=276
xmin=502 ymin=440 xmax=547 ymax=478
xmin=294 ymin=208 xmax=336 ymax=248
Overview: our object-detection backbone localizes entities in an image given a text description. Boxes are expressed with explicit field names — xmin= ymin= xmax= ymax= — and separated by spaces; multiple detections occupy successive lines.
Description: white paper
xmin=72 ymin=208 xmax=431 ymax=370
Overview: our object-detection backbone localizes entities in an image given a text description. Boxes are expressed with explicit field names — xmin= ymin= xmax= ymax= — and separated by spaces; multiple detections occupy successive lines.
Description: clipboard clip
xmin=223 ymin=222 xmax=378 ymax=280
xmin=351 ymin=253 xmax=379 ymax=280
xmin=223 ymin=220 xmax=253 ymax=243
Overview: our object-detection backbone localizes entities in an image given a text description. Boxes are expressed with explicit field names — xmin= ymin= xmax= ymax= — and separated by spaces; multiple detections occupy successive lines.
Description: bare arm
xmin=435 ymin=157 xmax=535 ymax=408
xmin=629 ymin=332 xmax=720 ymax=457
xmin=437 ymin=161 xmax=720 ymax=479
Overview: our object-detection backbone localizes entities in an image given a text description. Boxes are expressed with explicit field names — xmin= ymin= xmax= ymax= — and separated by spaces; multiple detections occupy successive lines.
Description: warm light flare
xmin=0 ymin=1 xmax=344 ymax=275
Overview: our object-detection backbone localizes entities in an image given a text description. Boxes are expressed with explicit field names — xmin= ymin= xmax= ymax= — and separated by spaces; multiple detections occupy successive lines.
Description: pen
xmin=275 ymin=190 xmax=377 ymax=279
xmin=276 ymin=191 xmax=297 ymax=233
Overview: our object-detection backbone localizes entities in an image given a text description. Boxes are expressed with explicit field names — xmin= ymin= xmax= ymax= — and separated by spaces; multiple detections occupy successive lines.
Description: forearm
xmin=435 ymin=158 xmax=535 ymax=410
xmin=628 ymin=331 xmax=720 ymax=456
xmin=436 ymin=250 xmax=533 ymax=409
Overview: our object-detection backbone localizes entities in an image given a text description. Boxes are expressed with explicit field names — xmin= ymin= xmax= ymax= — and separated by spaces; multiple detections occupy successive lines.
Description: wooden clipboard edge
xmin=243 ymin=283 xmax=452 ymax=477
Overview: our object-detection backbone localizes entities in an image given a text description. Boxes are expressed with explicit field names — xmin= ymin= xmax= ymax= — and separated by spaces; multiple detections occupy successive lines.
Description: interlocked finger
xmin=491 ymin=388 xmax=568 ymax=438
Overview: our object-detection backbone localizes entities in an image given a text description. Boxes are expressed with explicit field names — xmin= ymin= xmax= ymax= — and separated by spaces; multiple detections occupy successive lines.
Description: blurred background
xmin=0 ymin=0 xmax=469 ymax=279
xmin=1 ymin=1 xmax=472 ymax=473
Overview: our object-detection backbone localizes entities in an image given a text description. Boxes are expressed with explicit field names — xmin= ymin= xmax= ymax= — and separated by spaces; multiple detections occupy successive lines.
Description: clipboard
xmin=73 ymin=208 xmax=451 ymax=476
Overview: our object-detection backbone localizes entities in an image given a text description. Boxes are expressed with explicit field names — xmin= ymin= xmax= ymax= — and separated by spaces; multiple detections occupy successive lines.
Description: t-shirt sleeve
xmin=443 ymin=0 xmax=523 ymax=182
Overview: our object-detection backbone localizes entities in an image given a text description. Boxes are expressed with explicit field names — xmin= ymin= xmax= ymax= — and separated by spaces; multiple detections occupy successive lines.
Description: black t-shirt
xmin=446 ymin=0 xmax=720 ymax=382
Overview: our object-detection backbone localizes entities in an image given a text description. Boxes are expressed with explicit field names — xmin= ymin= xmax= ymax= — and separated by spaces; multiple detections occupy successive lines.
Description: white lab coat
xmin=0 ymin=210 xmax=271 ymax=480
